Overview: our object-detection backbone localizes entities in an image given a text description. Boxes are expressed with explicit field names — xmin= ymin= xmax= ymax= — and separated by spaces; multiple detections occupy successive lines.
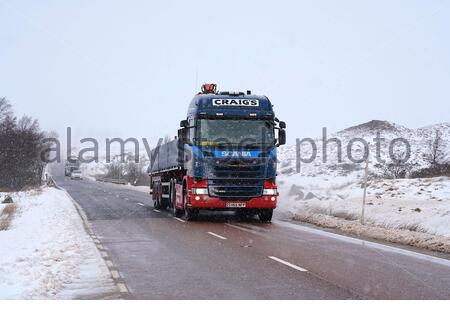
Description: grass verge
xmin=294 ymin=211 xmax=450 ymax=254
xmin=0 ymin=203 xmax=18 ymax=231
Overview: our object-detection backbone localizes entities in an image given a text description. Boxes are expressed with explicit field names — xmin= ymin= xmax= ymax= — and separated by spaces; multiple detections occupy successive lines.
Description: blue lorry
xmin=148 ymin=84 xmax=286 ymax=222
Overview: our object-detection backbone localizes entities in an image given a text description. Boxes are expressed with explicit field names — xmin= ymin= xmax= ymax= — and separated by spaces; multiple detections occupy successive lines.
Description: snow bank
xmin=105 ymin=183 xmax=149 ymax=194
xmin=294 ymin=211 xmax=450 ymax=253
xmin=80 ymin=161 xmax=107 ymax=181
xmin=0 ymin=187 xmax=117 ymax=299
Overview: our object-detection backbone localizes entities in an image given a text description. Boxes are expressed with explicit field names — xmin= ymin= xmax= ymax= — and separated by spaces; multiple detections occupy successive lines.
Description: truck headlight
xmin=263 ymin=189 xmax=278 ymax=195
xmin=192 ymin=188 xmax=208 ymax=195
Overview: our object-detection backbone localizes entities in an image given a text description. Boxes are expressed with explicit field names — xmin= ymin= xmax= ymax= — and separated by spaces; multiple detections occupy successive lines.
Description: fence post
xmin=361 ymin=155 xmax=370 ymax=225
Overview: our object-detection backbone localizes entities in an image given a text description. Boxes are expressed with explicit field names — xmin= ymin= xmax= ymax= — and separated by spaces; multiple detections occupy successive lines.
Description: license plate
xmin=226 ymin=202 xmax=246 ymax=208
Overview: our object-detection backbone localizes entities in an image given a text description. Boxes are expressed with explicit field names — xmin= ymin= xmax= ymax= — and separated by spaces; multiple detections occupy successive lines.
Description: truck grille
xmin=207 ymin=158 xmax=267 ymax=200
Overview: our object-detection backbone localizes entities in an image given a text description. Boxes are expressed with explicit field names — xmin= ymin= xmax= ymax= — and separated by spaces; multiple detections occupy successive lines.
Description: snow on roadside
xmin=294 ymin=211 xmax=450 ymax=253
xmin=103 ymin=182 xmax=149 ymax=194
xmin=80 ymin=161 xmax=107 ymax=181
xmin=277 ymin=172 xmax=450 ymax=237
xmin=0 ymin=187 xmax=117 ymax=299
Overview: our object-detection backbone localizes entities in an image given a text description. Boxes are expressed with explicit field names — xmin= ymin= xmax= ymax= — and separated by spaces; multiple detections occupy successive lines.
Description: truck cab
xmin=65 ymin=156 xmax=81 ymax=177
xmin=149 ymin=84 xmax=286 ymax=222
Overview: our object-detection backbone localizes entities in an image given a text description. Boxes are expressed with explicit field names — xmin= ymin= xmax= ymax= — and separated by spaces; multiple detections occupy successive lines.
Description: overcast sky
xmin=1 ymin=0 xmax=449 ymax=145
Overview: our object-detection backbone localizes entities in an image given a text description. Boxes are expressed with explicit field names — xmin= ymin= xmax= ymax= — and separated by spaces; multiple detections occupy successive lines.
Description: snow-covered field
xmin=0 ymin=187 xmax=117 ymax=299
xmin=278 ymin=174 xmax=450 ymax=236
xmin=277 ymin=121 xmax=450 ymax=240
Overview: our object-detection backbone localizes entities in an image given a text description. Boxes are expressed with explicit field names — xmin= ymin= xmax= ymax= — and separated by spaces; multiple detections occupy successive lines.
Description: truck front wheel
xmin=183 ymin=189 xmax=198 ymax=221
xmin=259 ymin=209 xmax=273 ymax=223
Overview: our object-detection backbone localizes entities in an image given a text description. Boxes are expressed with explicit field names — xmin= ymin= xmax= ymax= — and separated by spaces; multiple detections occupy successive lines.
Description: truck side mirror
xmin=180 ymin=120 xmax=188 ymax=128
xmin=178 ymin=128 xmax=187 ymax=144
xmin=279 ymin=121 xmax=286 ymax=129
xmin=278 ymin=129 xmax=286 ymax=146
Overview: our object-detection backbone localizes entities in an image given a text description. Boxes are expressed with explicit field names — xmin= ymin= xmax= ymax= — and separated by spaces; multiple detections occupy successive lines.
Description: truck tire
xmin=160 ymin=183 xmax=168 ymax=209
xmin=153 ymin=181 xmax=161 ymax=209
xmin=259 ymin=209 xmax=273 ymax=223
xmin=154 ymin=198 xmax=160 ymax=209
xmin=235 ymin=209 xmax=253 ymax=221
xmin=171 ymin=180 xmax=183 ymax=218
xmin=160 ymin=198 xmax=168 ymax=210
xmin=184 ymin=189 xmax=198 ymax=221
xmin=153 ymin=181 xmax=168 ymax=210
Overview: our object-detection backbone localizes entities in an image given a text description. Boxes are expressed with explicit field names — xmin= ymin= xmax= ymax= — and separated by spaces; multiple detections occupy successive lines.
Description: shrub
xmin=410 ymin=164 xmax=450 ymax=178
xmin=0 ymin=203 xmax=17 ymax=231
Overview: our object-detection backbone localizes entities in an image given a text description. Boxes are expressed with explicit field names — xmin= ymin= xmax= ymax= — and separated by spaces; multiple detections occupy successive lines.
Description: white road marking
xmin=105 ymin=260 xmax=114 ymax=268
xmin=124 ymin=198 xmax=129 ymax=201
xmin=173 ymin=217 xmax=185 ymax=223
xmin=117 ymin=283 xmax=128 ymax=293
xmin=268 ymin=256 xmax=308 ymax=272
xmin=111 ymin=270 xmax=120 ymax=280
xmin=207 ymin=232 xmax=227 ymax=240
xmin=225 ymin=223 xmax=261 ymax=236
xmin=137 ymin=203 xmax=145 ymax=207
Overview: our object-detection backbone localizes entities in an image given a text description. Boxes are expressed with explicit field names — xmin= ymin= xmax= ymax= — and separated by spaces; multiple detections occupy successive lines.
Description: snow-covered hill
xmin=278 ymin=120 xmax=450 ymax=178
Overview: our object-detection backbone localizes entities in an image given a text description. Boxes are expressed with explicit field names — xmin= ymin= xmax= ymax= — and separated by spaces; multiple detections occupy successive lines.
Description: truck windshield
xmin=197 ymin=119 xmax=275 ymax=147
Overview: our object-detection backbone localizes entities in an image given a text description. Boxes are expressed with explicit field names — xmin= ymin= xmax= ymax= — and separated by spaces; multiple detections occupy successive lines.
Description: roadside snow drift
xmin=0 ymin=187 xmax=117 ymax=299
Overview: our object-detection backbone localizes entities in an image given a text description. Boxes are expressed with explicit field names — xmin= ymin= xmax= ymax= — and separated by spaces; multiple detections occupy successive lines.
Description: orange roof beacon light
xmin=201 ymin=83 xmax=217 ymax=94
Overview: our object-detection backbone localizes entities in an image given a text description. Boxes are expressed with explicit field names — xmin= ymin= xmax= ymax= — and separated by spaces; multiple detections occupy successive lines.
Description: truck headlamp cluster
xmin=263 ymin=188 xmax=278 ymax=196
xmin=192 ymin=188 xmax=208 ymax=195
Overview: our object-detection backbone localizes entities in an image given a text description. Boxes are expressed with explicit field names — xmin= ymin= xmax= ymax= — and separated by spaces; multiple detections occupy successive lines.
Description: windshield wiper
xmin=243 ymin=143 xmax=273 ymax=148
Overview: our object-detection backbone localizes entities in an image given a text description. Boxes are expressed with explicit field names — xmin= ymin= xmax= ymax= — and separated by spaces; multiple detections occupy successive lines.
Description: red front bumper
xmin=188 ymin=195 xmax=278 ymax=210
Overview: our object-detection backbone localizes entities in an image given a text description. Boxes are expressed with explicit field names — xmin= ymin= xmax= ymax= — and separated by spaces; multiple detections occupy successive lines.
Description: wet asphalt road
xmin=54 ymin=174 xmax=450 ymax=299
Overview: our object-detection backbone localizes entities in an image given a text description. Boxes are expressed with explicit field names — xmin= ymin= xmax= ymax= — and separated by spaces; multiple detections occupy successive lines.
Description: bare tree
xmin=0 ymin=97 xmax=13 ymax=123
xmin=426 ymin=129 xmax=445 ymax=167
xmin=382 ymin=161 xmax=412 ymax=179
xmin=382 ymin=151 xmax=413 ymax=179
xmin=104 ymin=161 xmax=124 ymax=179
xmin=0 ymin=104 xmax=49 ymax=190
xmin=123 ymin=154 xmax=150 ymax=185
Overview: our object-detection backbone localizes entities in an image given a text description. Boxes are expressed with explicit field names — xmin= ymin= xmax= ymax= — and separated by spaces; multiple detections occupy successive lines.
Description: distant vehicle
xmin=70 ymin=170 xmax=83 ymax=180
xmin=65 ymin=156 xmax=80 ymax=176
xmin=148 ymin=84 xmax=286 ymax=222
